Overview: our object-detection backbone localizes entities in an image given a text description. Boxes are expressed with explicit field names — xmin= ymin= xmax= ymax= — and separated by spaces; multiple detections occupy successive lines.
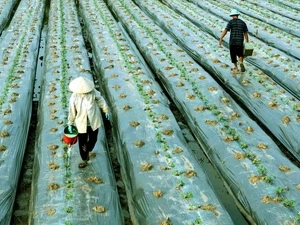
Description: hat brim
xmin=69 ymin=76 xmax=95 ymax=94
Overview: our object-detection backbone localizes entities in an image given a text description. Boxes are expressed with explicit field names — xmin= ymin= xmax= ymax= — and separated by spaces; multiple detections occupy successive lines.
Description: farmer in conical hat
xmin=68 ymin=76 xmax=109 ymax=168
xmin=219 ymin=9 xmax=249 ymax=73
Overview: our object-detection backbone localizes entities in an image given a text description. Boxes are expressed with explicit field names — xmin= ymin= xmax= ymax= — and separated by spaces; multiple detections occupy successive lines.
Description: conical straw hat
xmin=69 ymin=76 xmax=94 ymax=94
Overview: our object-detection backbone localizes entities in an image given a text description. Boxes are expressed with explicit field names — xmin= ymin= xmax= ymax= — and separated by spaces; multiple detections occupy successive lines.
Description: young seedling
xmin=65 ymin=206 xmax=74 ymax=213
xmin=240 ymin=142 xmax=248 ymax=149
xmin=264 ymin=175 xmax=274 ymax=184
xmin=63 ymin=222 xmax=72 ymax=225
xmin=194 ymin=217 xmax=202 ymax=224
xmin=283 ymin=199 xmax=295 ymax=208
xmin=167 ymin=160 xmax=175 ymax=168
xmin=66 ymin=191 xmax=74 ymax=200
xmin=275 ymin=187 xmax=285 ymax=196
xmin=188 ymin=204 xmax=197 ymax=211
xmin=177 ymin=180 xmax=185 ymax=187
xmin=258 ymin=165 xmax=267 ymax=176
xmin=181 ymin=192 xmax=193 ymax=200
xmin=172 ymin=170 xmax=180 ymax=176
xmin=165 ymin=153 xmax=171 ymax=158
xmin=65 ymin=180 xmax=74 ymax=189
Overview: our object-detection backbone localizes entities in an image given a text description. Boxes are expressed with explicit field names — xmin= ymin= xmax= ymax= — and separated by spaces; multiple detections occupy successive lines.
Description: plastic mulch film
xmin=108 ymin=0 xmax=300 ymax=224
xmin=79 ymin=0 xmax=235 ymax=224
xmin=244 ymin=0 xmax=300 ymax=22
xmin=133 ymin=0 xmax=300 ymax=161
xmin=273 ymin=0 xmax=300 ymax=11
xmin=0 ymin=0 xmax=18 ymax=35
xmin=28 ymin=0 xmax=123 ymax=224
xmin=218 ymin=0 xmax=300 ymax=38
xmin=161 ymin=0 xmax=300 ymax=100
xmin=189 ymin=0 xmax=300 ymax=61
xmin=0 ymin=0 xmax=45 ymax=224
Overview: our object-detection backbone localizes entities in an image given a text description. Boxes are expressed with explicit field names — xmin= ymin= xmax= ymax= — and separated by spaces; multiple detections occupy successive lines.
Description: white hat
xmin=69 ymin=76 xmax=95 ymax=93
xmin=230 ymin=9 xmax=240 ymax=16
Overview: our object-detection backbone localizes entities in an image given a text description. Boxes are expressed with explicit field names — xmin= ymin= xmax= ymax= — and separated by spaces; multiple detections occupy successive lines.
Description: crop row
xmin=134 ymin=0 xmax=300 ymax=161
xmin=107 ymin=0 xmax=300 ymax=224
xmin=0 ymin=0 xmax=18 ymax=34
xmin=0 ymin=0 xmax=45 ymax=223
xmin=162 ymin=0 xmax=300 ymax=100
xmin=247 ymin=0 xmax=300 ymax=21
xmin=218 ymin=0 xmax=300 ymax=37
xmin=28 ymin=0 xmax=123 ymax=224
xmin=1 ymin=0 xmax=299 ymax=224
xmin=79 ymin=0 xmax=237 ymax=224
xmin=189 ymin=0 xmax=300 ymax=60
xmin=275 ymin=0 xmax=300 ymax=10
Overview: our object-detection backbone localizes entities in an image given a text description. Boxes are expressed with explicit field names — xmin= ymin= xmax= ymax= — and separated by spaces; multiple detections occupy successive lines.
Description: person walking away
xmin=219 ymin=9 xmax=249 ymax=73
xmin=68 ymin=76 xmax=109 ymax=168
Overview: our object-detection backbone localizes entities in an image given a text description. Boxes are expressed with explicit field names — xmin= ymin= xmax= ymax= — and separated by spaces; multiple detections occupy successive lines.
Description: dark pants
xmin=229 ymin=45 xmax=244 ymax=63
xmin=77 ymin=126 xmax=98 ymax=161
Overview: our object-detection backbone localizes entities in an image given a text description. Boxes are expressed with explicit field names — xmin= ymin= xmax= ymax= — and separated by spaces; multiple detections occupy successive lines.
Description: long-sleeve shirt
xmin=68 ymin=90 xmax=108 ymax=133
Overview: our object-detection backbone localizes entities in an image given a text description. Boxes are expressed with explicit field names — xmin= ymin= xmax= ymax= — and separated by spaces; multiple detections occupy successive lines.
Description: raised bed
xmin=161 ymin=0 xmax=300 ymax=100
xmin=29 ymin=0 xmax=123 ymax=224
xmin=244 ymin=0 xmax=300 ymax=22
xmin=273 ymin=0 xmax=300 ymax=11
xmin=188 ymin=0 xmax=300 ymax=61
xmin=106 ymin=0 xmax=300 ymax=224
xmin=0 ymin=0 xmax=18 ymax=34
xmin=218 ymin=0 xmax=300 ymax=38
xmin=131 ymin=0 xmax=300 ymax=162
xmin=79 ymin=0 xmax=235 ymax=224
xmin=0 ymin=0 xmax=45 ymax=223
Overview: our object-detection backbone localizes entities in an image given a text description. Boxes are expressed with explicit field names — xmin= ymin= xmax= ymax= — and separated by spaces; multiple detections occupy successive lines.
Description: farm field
xmin=0 ymin=0 xmax=299 ymax=224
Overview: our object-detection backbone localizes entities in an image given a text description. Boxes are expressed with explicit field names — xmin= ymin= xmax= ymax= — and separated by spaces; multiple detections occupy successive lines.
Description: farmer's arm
xmin=244 ymin=32 xmax=249 ymax=42
xmin=219 ymin=29 xmax=228 ymax=47
xmin=68 ymin=94 xmax=76 ymax=125
xmin=95 ymin=90 xmax=108 ymax=113
xmin=244 ymin=22 xmax=249 ymax=43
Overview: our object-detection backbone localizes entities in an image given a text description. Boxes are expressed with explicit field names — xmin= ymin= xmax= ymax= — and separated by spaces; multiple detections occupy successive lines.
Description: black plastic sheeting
xmin=0 ymin=0 xmax=44 ymax=224
xmin=188 ymin=0 xmax=300 ymax=61
xmin=29 ymin=0 xmax=123 ymax=224
xmin=108 ymin=0 xmax=300 ymax=224
xmin=133 ymin=0 xmax=300 ymax=162
xmin=161 ymin=0 xmax=300 ymax=101
xmin=79 ymin=0 xmax=236 ymax=224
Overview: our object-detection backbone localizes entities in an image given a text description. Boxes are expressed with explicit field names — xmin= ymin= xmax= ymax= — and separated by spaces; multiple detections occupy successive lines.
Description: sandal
xmin=78 ymin=161 xmax=88 ymax=168
xmin=231 ymin=68 xmax=239 ymax=74
xmin=240 ymin=63 xmax=245 ymax=72
xmin=89 ymin=152 xmax=96 ymax=159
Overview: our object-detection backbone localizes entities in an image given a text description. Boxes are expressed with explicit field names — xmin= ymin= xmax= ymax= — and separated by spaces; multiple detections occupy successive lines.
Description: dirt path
xmin=10 ymin=102 xmax=37 ymax=225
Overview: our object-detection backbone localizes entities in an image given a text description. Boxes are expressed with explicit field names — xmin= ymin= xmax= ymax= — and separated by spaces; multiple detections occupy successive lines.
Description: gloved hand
xmin=105 ymin=112 xmax=110 ymax=120
xmin=68 ymin=125 xmax=74 ymax=133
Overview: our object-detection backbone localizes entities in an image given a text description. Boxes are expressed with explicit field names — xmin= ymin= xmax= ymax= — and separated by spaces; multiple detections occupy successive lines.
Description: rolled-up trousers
xmin=77 ymin=126 xmax=98 ymax=161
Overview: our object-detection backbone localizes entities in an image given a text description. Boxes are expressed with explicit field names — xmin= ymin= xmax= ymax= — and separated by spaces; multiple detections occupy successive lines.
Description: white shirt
xmin=68 ymin=90 xmax=108 ymax=133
